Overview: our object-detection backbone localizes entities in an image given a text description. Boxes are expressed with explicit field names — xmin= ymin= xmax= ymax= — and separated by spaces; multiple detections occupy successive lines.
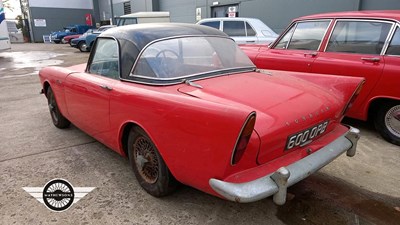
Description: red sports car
xmin=39 ymin=24 xmax=363 ymax=204
xmin=241 ymin=10 xmax=400 ymax=146
xmin=61 ymin=34 xmax=82 ymax=44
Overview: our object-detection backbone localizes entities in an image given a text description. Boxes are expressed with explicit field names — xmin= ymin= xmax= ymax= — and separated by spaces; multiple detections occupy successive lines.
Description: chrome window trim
xmin=121 ymin=67 xmax=256 ymax=86
xmin=86 ymin=36 xmax=121 ymax=79
xmin=245 ymin=21 xmax=257 ymax=37
xmin=272 ymin=19 xmax=332 ymax=50
xmin=323 ymin=19 xmax=396 ymax=55
xmin=384 ymin=23 xmax=400 ymax=56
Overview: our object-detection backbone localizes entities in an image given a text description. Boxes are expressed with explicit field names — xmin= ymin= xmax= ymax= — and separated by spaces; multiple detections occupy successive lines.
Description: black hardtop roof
xmin=99 ymin=23 xmax=229 ymax=50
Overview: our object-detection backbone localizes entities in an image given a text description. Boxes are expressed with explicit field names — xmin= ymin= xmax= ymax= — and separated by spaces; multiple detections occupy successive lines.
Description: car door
xmin=311 ymin=19 xmax=393 ymax=118
xmin=64 ymin=38 xmax=120 ymax=138
xmin=254 ymin=20 xmax=331 ymax=72
xmin=379 ymin=25 xmax=400 ymax=102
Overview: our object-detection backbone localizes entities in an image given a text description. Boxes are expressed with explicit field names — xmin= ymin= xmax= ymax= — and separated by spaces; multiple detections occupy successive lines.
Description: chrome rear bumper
xmin=209 ymin=126 xmax=360 ymax=204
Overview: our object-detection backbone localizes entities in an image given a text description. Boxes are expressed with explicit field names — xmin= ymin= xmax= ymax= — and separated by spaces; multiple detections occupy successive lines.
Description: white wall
xmin=29 ymin=0 xmax=93 ymax=9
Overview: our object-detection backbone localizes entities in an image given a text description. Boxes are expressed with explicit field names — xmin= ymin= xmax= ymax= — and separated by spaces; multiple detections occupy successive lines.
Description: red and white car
xmin=241 ymin=10 xmax=400 ymax=146
xmin=39 ymin=23 xmax=363 ymax=204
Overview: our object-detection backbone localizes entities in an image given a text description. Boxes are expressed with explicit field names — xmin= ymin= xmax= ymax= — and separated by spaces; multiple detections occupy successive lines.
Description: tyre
xmin=374 ymin=101 xmax=400 ymax=146
xmin=47 ymin=87 xmax=70 ymax=129
xmin=78 ymin=41 xmax=88 ymax=52
xmin=128 ymin=127 xmax=178 ymax=197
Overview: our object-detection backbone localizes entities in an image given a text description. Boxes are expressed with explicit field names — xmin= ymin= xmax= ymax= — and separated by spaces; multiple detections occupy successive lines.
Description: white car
xmin=197 ymin=17 xmax=278 ymax=44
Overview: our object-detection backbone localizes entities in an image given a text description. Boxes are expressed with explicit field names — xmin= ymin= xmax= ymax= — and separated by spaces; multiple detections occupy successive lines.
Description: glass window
xmin=223 ymin=21 xmax=246 ymax=36
xmin=132 ymin=37 xmax=254 ymax=79
xmin=200 ymin=21 xmax=220 ymax=30
xmin=89 ymin=38 xmax=120 ymax=79
xmin=386 ymin=27 xmax=400 ymax=56
xmin=246 ymin=22 xmax=256 ymax=36
xmin=326 ymin=20 xmax=392 ymax=54
xmin=286 ymin=21 xmax=330 ymax=50
xmin=275 ymin=25 xmax=295 ymax=49
xmin=117 ymin=18 xmax=137 ymax=26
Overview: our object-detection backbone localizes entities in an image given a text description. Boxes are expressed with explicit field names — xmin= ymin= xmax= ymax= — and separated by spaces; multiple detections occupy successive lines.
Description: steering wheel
xmin=155 ymin=49 xmax=179 ymax=59
xmin=155 ymin=50 xmax=180 ymax=78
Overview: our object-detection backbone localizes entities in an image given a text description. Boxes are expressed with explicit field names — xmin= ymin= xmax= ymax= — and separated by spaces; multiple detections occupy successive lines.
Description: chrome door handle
xmin=99 ymin=85 xmax=113 ymax=91
xmin=361 ymin=57 xmax=380 ymax=62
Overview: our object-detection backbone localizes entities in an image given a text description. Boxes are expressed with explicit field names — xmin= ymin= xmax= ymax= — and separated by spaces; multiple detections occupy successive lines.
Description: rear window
xmin=132 ymin=36 xmax=254 ymax=81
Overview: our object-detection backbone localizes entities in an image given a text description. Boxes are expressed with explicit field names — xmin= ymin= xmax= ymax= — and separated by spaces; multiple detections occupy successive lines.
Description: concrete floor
xmin=0 ymin=43 xmax=399 ymax=225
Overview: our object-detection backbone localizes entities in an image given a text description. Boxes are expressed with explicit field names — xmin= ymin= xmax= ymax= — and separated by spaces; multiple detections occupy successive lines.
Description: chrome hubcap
xmin=385 ymin=105 xmax=400 ymax=138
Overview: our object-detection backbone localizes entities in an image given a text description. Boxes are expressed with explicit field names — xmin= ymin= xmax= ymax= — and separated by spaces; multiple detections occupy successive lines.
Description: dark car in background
xmin=71 ymin=25 xmax=116 ymax=52
xmin=50 ymin=24 xmax=93 ymax=44
xmin=240 ymin=10 xmax=400 ymax=145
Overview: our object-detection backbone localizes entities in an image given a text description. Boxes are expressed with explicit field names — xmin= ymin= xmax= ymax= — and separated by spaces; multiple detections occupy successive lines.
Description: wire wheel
xmin=133 ymin=136 xmax=159 ymax=184
xmin=384 ymin=104 xmax=400 ymax=138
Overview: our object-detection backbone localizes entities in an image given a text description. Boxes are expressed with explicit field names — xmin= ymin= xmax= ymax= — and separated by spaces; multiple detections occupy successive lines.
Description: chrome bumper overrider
xmin=209 ymin=126 xmax=360 ymax=205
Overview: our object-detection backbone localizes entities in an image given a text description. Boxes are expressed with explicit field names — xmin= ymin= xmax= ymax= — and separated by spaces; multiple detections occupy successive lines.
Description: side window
xmin=89 ymin=38 xmax=120 ymax=79
xmin=223 ymin=21 xmax=246 ymax=36
xmin=386 ymin=27 xmax=400 ymax=56
xmin=200 ymin=21 xmax=220 ymax=30
xmin=326 ymin=20 xmax=392 ymax=55
xmin=287 ymin=21 xmax=330 ymax=50
xmin=275 ymin=25 xmax=295 ymax=49
xmin=70 ymin=28 xmax=77 ymax=33
xmin=246 ymin=22 xmax=256 ymax=36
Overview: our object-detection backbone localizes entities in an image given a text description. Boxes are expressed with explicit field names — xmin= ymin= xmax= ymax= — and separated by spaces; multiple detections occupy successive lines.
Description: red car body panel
xmin=240 ymin=10 xmax=400 ymax=121
xmin=39 ymin=63 xmax=362 ymax=196
xmin=38 ymin=24 xmax=364 ymax=202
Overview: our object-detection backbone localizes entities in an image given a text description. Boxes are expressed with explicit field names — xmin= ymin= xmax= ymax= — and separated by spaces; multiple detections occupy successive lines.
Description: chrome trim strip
xmin=131 ymin=66 xmax=255 ymax=81
xmin=209 ymin=126 xmax=360 ymax=204
xmin=383 ymin=24 xmax=399 ymax=56
xmin=119 ymin=67 xmax=256 ymax=86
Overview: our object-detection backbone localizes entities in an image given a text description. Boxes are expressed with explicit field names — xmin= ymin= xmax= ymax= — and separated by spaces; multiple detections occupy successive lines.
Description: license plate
xmin=285 ymin=121 xmax=329 ymax=150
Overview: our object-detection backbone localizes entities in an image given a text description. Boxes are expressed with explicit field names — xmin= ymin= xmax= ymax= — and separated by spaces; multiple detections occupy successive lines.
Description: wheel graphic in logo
xmin=42 ymin=179 xmax=75 ymax=212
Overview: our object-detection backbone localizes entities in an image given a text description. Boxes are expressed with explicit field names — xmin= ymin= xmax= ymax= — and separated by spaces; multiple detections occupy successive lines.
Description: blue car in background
xmin=50 ymin=24 xmax=93 ymax=44
xmin=70 ymin=25 xmax=116 ymax=52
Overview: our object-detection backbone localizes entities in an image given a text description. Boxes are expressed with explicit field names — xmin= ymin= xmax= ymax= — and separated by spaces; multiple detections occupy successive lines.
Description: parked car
xmin=116 ymin=11 xmax=170 ymax=26
xmin=39 ymin=23 xmax=363 ymax=204
xmin=62 ymin=33 xmax=86 ymax=44
xmin=241 ymin=10 xmax=400 ymax=146
xmin=71 ymin=25 xmax=116 ymax=52
xmin=197 ymin=17 xmax=278 ymax=44
xmin=50 ymin=24 xmax=93 ymax=44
